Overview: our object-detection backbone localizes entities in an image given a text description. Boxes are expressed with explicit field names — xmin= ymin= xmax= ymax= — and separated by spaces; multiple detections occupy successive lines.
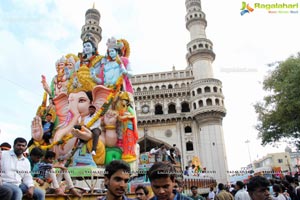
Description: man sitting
xmin=34 ymin=151 xmax=82 ymax=197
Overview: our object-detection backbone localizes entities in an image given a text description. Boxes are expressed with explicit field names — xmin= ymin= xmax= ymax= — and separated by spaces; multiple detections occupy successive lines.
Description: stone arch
xmin=213 ymin=86 xmax=218 ymax=92
xmin=204 ymin=86 xmax=211 ymax=93
xmin=197 ymin=88 xmax=202 ymax=94
xmin=206 ymin=98 xmax=212 ymax=106
xmin=186 ymin=141 xmax=194 ymax=151
xmin=181 ymin=102 xmax=190 ymax=112
xmin=154 ymin=104 xmax=163 ymax=115
xmin=185 ymin=126 xmax=192 ymax=133
xmin=198 ymin=100 xmax=203 ymax=107
xmin=168 ymin=103 xmax=176 ymax=114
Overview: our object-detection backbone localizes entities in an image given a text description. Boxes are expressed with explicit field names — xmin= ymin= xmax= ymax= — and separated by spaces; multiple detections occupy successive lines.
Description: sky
xmin=0 ymin=0 xmax=299 ymax=171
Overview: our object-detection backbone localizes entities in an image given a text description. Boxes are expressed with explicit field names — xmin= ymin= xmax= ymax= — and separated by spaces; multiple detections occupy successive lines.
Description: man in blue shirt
xmin=42 ymin=114 xmax=54 ymax=144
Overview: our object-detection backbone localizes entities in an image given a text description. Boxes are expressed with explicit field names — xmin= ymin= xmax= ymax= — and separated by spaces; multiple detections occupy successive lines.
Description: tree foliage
xmin=255 ymin=53 xmax=300 ymax=148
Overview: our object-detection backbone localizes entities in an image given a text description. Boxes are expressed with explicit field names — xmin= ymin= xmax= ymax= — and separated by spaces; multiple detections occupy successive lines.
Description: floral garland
xmin=86 ymin=75 xmax=123 ymax=128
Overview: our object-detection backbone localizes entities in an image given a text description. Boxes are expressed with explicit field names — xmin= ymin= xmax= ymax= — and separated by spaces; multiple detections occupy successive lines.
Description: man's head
xmin=135 ymin=185 xmax=149 ymax=200
xmin=104 ymin=160 xmax=131 ymax=198
xmin=235 ymin=181 xmax=244 ymax=190
xmin=44 ymin=151 xmax=56 ymax=164
xmin=159 ymin=143 xmax=165 ymax=149
xmin=45 ymin=113 xmax=52 ymax=122
xmin=247 ymin=176 xmax=271 ymax=200
xmin=30 ymin=147 xmax=44 ymax=164
xmin=147 ymin=162 xmax=177 ymax=200
xmin=0 ymin=142 xmax=11 ymax=151
xmin=218 ymin=183 xmax=225 ymax=191
xmin=13 ymin=137 xmax=27 ymax=157
xmin=174 ymin=179 xmax=184 ymax=193
xmin=89 ymin=105 xmax=96 ymax=115
xmin=191 ymin=186 xmax=198 ymax=195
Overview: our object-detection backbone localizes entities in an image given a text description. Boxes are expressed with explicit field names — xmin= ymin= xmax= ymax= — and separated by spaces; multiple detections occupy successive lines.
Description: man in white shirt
xmin=208 ymin=187 xmax=216 ymax=200
xmin=0 ymin=148 xmax=13 ymax=200
xmin=84 ymin=105 xmax=101 ymax=155
xmin=235 ymin=181 xmax=250 ymax=200
xmin=1 ymin=137 xmax=45 ymax=200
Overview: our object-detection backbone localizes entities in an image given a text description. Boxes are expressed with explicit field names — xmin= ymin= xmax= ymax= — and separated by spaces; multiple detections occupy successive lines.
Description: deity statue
xmin=116 ymin=91 xmax=138 ymax=163
xmin=31 ymin=35 xmax=139 ymax=170
xmin=99 ymin=37 xmax=134 ymax=93
xmin=73 ymin=33 xmax=104 ymax=86
xmin=42 ymin=54 xmax=78 ymax=98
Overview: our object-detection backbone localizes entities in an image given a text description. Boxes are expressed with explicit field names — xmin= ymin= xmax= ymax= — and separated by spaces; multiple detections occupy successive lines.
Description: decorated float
xmin=29 ymin=6 xmax=140 ymax=197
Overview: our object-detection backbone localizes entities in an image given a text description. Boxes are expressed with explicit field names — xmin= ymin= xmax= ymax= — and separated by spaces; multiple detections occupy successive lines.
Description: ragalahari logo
xmin=241 ymin=2 xmax=254 ymax=15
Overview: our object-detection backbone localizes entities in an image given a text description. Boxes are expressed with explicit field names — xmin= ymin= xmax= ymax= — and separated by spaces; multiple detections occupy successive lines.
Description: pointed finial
xmin=93 ymin=2 xmax=95 ymax=9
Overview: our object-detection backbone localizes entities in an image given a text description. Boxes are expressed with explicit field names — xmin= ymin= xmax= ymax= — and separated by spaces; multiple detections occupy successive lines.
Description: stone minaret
xmin=81 ymin=3 xmax=102 ymax=48
xmin=186 ymin=0 xmax=229 ymax=183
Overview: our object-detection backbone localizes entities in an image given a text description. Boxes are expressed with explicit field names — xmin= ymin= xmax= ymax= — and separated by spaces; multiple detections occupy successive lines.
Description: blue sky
xmin=0 ymin=0 xmax=299 ymax=170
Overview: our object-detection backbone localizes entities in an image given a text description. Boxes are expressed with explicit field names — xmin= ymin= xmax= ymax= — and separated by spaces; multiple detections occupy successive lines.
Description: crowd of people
xmin=2 ymin=138 xmax=300 ymax=200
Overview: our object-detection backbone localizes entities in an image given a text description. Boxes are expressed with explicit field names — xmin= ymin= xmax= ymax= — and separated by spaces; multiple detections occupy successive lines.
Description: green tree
xmin=254 ymin=53 xmax=300 ymax=148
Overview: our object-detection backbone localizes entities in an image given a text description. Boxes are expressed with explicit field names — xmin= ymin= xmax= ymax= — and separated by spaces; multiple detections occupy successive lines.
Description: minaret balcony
xmin=186 ymin=49 xmax=215 ymax=64
xmin=186 ymin=16 xmax=207 ymax=30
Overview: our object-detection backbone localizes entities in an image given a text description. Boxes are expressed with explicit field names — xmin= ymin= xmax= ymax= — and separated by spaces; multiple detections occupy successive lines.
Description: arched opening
xmin=181 ymin=102 xmax=190 ymax=112
xmin=168 ymin=84 xmax=173 ymax=89
xmin=155 ymin=104 xmax=163 ymax=115
xmin=192 ymin=91 xmax=195 ymax=96
xmin=197 ymin=88 xmax=202 ymax=94
xmin=137 ymin=87 xmax=141 ymax=92
xmin=215 ymin=99 xmax=220 ymax=105
xmin=213 ymin=86 xmax=218 ymax=92
xmin=186 ymin=141 xmax=194 ymax=151
xmin=204 ymin=86 xmax=211 ymax=93
xmin=206 ymin=98 xmax=212 ymax=106
xmin=168 ymin=104 xmax=176 ymax=114
xmin=193 ymin=103 xmax=196 ymax=109
xmin=198 ymin=100 xmax=203 ymax=107
xmin=185 ymin=126 xmax=192 ymax=133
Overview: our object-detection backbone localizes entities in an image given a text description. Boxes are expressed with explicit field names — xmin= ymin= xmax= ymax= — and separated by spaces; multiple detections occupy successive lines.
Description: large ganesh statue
xmin=31 ymin=34 xmax=139 ymax=171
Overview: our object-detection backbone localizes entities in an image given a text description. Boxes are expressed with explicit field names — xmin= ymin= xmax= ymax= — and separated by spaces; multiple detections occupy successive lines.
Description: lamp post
xmin=245 ymin=140 xmax=252 ymax=168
